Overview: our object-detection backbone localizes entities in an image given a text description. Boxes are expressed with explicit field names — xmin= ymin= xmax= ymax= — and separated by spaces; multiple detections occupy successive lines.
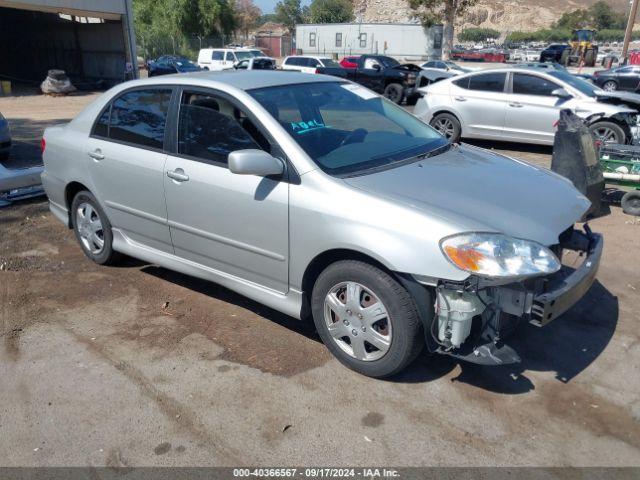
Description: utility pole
xmin=622 ymin=0 xmax=639 ymax=60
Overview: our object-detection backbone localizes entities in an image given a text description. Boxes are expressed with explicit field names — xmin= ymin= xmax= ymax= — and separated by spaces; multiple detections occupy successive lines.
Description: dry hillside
xmin=353 ymin=0 xmax=631 ymax=32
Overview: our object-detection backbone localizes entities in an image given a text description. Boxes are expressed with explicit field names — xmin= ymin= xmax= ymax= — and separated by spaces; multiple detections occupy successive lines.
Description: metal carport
xmin=0 ymin=0 xmax=137 ymax=87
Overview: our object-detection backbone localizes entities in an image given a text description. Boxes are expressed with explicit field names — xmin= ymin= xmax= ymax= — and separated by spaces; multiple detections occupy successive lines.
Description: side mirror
xmin=373 ymin=64 xmax=381 ymax=71
xmin=551 ymin=88 xmax=572 ymax=99
xmin=228 ymin=149 xmax=284 ymax=177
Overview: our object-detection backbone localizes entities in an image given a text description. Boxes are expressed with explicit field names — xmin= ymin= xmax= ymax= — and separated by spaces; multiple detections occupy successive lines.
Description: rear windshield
xmin=248 ymin=82 xmax=447 ymax=176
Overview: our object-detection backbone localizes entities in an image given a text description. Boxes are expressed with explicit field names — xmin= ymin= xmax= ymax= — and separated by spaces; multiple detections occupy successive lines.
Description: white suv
xmin=281 ymin=56 xmax=338 ymax=74
xmin=197 ymin=48 xmax=257 ymax=71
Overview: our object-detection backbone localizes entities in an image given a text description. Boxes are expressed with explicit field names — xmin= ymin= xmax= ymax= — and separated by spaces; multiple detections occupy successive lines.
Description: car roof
xmin=123 ymin=70 xmax=340 ymax=91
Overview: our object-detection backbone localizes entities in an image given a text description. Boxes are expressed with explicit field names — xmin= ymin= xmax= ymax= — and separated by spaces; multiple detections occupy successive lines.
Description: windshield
xmin=174 ymin=58 xmax=199 ymax=70
xmin=248 ymin=82 xmax=447 ymax=176
xmin=378 ymin=56 xmax=400 ymax=68
xmin=321 ymin=59 xmax=341 ymax=68
xmin=548 ymin=70 xmax=600 ymax=97
xmin=246 ymin=50 xmax=263 ymax=57
xmin=234 ymin=51 xmax=253 ymax=60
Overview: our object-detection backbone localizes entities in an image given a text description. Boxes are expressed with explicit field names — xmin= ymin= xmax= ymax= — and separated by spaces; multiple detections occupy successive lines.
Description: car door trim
xmin=104 ymin=200 xmax=167 ymax=225
xmin=167 ymin=219 xmax=286 ymax=262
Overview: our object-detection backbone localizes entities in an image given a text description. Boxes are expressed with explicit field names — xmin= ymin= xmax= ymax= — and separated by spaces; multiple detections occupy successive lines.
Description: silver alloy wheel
xmin=323 ymin=281 xmax=392 ymax=361
xmin=76 ymin=202 xmax=104 ymax=255
xmin=433 ymin=117 xmax=455 ymax=138
xmin=603 ymin=81 xmax=617 ymax=92
xmin=592 ymin=126 xmax=619 ymax=144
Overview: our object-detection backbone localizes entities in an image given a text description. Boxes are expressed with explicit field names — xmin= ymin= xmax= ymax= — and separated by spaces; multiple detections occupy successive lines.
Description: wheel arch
xmin=300 ymin=248 xmax=397 ymax=321
xmin=64 ymin=181 xmax=91 ymax=228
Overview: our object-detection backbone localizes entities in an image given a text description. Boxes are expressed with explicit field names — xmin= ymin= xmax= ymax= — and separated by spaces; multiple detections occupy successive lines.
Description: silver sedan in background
xmin=415 ymin=67 xmax=638 ymax=145
xmin=42 ymin=72 xmax=601 ymax=377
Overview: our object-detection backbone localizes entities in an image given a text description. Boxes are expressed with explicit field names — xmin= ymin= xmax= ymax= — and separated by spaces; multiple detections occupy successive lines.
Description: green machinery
xmin=599 ymin=145 xmax=640 ymax=216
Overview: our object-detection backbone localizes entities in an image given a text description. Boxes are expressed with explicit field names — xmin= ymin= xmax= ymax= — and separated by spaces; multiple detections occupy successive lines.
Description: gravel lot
xmin=1 ymin=90 xmax=639 ymax=467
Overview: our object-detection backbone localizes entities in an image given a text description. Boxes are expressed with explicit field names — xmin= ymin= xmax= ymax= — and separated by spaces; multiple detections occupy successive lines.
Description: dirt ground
xmin=0 ymin=90 xmax=639 ymax=467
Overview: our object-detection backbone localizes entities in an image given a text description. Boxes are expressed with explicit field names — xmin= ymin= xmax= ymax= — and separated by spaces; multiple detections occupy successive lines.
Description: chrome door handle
xmin=509 ymin=102 xmax=523 ymax=108
xmin=167 ymin=169 xmax=189 ymax=182
xmin=88 ymin=149 xmax=104 ymax=161
xmin=454 ymin=96 xmax=467 ymax=101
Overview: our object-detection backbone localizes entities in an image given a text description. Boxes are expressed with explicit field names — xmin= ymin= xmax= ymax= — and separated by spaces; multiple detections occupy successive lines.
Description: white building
xmin=295 ymin=23 xmax=442 ymax=60
xmin=0 ymin=0 xmax=137 ymax=85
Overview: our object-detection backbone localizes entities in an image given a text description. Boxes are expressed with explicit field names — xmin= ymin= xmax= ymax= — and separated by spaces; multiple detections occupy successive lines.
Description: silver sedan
xmin=42 ymin=71 xmax=602 ymax=377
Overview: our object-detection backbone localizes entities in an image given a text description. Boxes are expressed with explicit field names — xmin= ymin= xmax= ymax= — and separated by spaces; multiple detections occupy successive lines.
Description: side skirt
xmin=111 ymin=228 xmax=303 ymax=320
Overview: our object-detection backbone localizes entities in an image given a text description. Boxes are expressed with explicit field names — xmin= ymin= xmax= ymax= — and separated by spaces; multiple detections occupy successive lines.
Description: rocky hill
xmin=353 ymin=0 xmax=631 ymax=32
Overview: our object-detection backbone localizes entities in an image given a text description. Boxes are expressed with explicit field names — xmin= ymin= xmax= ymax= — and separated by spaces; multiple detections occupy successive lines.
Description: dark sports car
xmin=148 ymin=56 xmax=201 ymax=77
xmin=593 ymin=65 xmax=640 ymax=92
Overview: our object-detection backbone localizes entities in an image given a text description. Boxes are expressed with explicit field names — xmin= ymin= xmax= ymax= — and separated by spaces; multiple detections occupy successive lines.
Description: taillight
xmin=41 ymin=137 xmax=46 ymax=154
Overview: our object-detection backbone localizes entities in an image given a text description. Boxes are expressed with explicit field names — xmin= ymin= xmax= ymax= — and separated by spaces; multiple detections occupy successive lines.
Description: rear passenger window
xmin=178 ymin=92 xmax=261 ymax=165
xmin=109 ymin=89 xmax=172 ymax=150
xmin=92 ymin=105 xmax=111 ymax=138
xmin=513 ymin=74 xmax=558 ymax=96
xmin=468 ymin=73 xmax=506 ymax=92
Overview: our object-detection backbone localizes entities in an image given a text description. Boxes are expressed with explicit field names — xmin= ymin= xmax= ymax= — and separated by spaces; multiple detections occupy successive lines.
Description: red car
xmin=340 ymin=56 xmax=360 ymax=69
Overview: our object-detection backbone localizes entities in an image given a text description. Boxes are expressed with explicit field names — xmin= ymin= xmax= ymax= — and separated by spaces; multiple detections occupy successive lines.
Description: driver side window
xmin=512 ymin=73 xmax=559 ymax=96
xmin=177 ymin=91 xmax=268 ymax=165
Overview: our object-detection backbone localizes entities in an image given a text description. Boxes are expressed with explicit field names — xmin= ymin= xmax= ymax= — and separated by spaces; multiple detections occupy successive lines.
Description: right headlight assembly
xmin=440 ymin=232 xmax=561 ymax=279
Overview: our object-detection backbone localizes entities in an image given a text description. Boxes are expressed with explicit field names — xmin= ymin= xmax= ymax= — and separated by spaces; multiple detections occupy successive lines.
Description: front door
xmin=503 ymin=73 xmax=565 ymax=144
xmin=86 ymin=87 xmax=174 ymax=253
xmin=163 ymin=89 xmax=289 ymax=293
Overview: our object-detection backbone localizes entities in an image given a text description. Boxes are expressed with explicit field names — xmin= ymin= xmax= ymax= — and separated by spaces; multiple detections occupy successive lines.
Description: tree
xmin=554 ymin=8 xmax=590 ymax=30
xmin=275 ymin=0 xmax=304 ymax=33
xmin=407 ymin=0 xmax=478 ymax=60
xmin=589 ymin=1 xmax=626 ymax=30
xmin=308 ymin=0 xmax=353 ymax=24
xmin=457 ymin=27 xmax=499 ymax=43
xmin=234 ymin=0 xmax=262 ymax=40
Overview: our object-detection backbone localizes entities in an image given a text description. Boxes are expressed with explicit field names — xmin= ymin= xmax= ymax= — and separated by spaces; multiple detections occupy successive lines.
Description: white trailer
xmin=295 ymin=23 xmax=442 ymax=61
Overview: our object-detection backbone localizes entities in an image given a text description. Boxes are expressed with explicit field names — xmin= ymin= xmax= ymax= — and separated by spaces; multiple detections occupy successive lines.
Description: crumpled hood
xmin=344 ymin=144 xmax=591 ymax=246
xmin=595 ymin=90 xmax=640 ymax=110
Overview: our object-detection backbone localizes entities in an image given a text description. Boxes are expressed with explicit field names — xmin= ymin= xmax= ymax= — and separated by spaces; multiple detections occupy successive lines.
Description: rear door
xmin=85 ymin=87 xmax=174 ymax=253
xmin=163 ymin=88 xmax=289 ymax=292
xmin=503 ymin=72 xmax=565 ymax=144
xmin=451 ymin=72 xmax=508 ymax=139
xmin=616 ymin=66 xmax=640 ymax=91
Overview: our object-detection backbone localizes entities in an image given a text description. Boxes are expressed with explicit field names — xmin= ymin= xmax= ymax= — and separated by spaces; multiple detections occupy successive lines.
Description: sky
xmin=255 ymin=0 xmax=310 ymax=15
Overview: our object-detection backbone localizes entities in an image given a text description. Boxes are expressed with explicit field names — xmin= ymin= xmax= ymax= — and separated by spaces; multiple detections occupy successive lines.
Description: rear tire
xmin=311 ymin=260 xmax=423 ymax=378
xmin=622 ymin=190 xmax=640 ymax=216
xmin=584 ymin=49 xmax=596 ymax=67
xmin=71 ymin=191 xmax=119 ymax=265
xmin=383 ymin=83 xmax=404 ymax=104
xmin=430 ymin=112 xmax=461 ymax=143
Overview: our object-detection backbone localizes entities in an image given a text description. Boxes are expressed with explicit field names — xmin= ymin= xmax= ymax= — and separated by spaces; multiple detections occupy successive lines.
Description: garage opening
xmin=0 ymin=4 xmax=135 ymax=89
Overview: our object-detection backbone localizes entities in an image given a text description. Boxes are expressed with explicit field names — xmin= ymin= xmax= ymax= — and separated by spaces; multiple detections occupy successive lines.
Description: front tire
xmin=602 ymin=80 xmax=618 ymax=92
xmin=311 ymin=260 xmax=423 ymax=378
xmin=589 ymin=121 xmax=625 ymax=145
xmin=622 ymin=190 xmax=640 ymax=216
xmin=71 ymin=191 xmax=118 ymax=265
xmin=383 ymin=83 xmax=404 ymax=104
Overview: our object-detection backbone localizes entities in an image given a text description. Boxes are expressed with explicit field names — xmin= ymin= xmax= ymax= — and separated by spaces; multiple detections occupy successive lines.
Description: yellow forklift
xmin=561 ymin=29 xmax=598 ymax=67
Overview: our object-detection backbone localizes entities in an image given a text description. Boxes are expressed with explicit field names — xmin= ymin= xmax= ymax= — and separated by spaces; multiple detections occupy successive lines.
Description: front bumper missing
xmin=432 ymin=226 xmax=603 ymax=366
xmin=530 ymin=228 xmax=603 ymax=327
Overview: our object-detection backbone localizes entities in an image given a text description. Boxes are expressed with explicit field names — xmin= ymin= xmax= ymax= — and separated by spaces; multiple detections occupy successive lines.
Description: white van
xmin=197 ymin=48 xmax=258 ymax=71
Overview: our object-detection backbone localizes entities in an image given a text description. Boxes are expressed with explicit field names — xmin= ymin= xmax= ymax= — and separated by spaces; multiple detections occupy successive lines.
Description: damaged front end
xmin=426 ymin=225 xmax=603 ymax=366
